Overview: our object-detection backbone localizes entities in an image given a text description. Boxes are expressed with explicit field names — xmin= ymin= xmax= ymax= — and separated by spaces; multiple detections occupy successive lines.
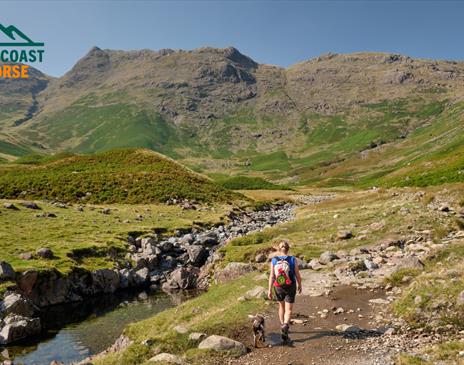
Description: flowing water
xmin=6 ymin=290 xmax=196 ymax=365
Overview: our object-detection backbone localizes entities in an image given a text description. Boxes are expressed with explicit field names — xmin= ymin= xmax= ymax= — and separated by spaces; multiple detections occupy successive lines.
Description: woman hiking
xmin=268 ymin=239 xmax=302 ymax=343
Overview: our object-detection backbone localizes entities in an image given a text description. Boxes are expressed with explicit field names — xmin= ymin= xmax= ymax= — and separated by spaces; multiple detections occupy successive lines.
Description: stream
xmin=3 ymin=202 xmax=296 ymax=365
xmin=6 ymin=290 xmax=195 ymax=365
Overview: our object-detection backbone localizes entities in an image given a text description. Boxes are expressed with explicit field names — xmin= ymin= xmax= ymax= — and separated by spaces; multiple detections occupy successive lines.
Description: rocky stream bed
xmin=0 ymin=202 xmax=295 ymax=359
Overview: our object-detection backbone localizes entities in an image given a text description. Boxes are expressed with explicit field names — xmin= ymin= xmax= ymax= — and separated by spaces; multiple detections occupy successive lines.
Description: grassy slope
xmin=219 ymin=187 xmax=453 ymax=265
xmin=4 ymin=89 xmax=462 ymax=189
xmin=386 ymin=186 xmax=464 ymax=365
xmin=0 ymin=148 xmax=237 ymax=204
xmin=94 ymin=273 xmax=267 ymax=365
xmin=216 ymin=175 xmax=291 ymax=190
xmin=0 ymin=199 xmax=232 ymax=274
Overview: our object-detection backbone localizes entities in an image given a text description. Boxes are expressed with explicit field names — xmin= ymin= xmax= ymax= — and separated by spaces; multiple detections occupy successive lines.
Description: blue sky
xmin=1 ymin=0 xmax=464 ymax=77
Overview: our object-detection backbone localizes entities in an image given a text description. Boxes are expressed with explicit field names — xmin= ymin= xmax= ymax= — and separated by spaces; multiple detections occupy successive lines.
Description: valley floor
xmin=2 ymin=185 xmax=464 ymax=365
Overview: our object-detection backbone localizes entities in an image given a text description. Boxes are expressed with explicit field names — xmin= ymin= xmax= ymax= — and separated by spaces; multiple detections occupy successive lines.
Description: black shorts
xmin=274 ymin=284 xmax=297 ymax=303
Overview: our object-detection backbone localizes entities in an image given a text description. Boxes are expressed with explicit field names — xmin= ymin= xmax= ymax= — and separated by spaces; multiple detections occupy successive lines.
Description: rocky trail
xmin=225 ymin=232 xmax=464 ymax=365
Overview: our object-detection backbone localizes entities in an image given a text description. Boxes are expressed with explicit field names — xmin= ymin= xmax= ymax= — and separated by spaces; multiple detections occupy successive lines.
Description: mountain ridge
xmin=1 ymin=46 xmax=464 ymax=187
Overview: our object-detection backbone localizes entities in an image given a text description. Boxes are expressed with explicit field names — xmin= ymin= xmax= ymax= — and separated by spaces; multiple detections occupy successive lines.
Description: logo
xmin=0 ymin=24 xmax=45 ymax=79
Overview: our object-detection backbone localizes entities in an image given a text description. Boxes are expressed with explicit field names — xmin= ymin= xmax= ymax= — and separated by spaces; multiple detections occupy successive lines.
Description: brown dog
xmin=250 ymin=314 xmax=266 ymax=348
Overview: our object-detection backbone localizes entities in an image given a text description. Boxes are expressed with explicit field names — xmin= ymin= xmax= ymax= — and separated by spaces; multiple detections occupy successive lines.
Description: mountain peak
xmin=223 ymin=46 xmax=258 ymax=69
xmin=62 ymin=46 xmax=110 ymax=86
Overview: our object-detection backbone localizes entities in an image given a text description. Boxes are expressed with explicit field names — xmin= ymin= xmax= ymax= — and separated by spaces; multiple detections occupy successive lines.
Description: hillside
xmin=0 ymin=148 xmax=236 ymax=203
xmin=1 ymin=48 xmax=464 ymax=186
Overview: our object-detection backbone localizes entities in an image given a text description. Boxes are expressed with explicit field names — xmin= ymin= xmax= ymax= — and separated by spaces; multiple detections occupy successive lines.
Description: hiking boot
xmin=281 ymin=323 xmax=290 ymax=343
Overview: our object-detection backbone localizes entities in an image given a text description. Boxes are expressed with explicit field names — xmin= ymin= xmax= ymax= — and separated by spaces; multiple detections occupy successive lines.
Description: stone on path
xmin=369 ymin=298 xmax=390 ymax=305
xmin=198 ymin=335 xmax=247 ymax=355
xmin=319 ymin=251 xmax=339 ymax=265
xmin=335 ymin=324 xmax=361 ymax=333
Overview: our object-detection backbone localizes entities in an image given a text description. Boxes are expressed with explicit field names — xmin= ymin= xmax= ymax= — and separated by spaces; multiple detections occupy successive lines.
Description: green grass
xmin=395 ymin=354 xmax=431 ymax=365
xmin=25 ymin=97 xmax=181 ymax=157
xmin=393 ymin=243 xmax=464 ymax=331
xmin=14 ymin=152 xmax=76 ymax=165
xmin=396 ymin=341 xmax=464 ymax=365
xmin=0 ymin=198 xmax=233 ymax=273
xmin=0 ymin=148 xmax=237 ymax=204
xmin=0 ymin=140 xmax=31 ymax=157
xmin=94 ymin=273 xmax=267 ymax=365
xmin=216 ymin=176 xmax=291 ymax=190
xmin=249 ymin=151 xmax=291 ymax=172
xmin=219 ymin=188 xmax=447 ymax=265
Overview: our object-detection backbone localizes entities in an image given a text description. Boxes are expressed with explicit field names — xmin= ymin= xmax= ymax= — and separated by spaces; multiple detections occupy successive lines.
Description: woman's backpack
xmin=273 ymin=257 xmax=293 ymax=288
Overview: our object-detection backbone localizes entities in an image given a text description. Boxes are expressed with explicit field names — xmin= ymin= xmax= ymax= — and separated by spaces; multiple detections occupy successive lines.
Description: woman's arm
xmin=268 ymin=262 xmax=275 ymax=300
xmin=295 ymin=260 xmax=302 ymax=294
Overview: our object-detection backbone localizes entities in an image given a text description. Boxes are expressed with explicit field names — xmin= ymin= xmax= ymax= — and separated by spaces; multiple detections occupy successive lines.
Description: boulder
xmin=160 ymin=256 xmax=177 ymax=270
xmin=0 ymin=315 xmax=41 ymax=344
xmin=141 ymin=237 xmax=157 ymax=254
xmin=196 ymin=233 xmax=218 ymax=247
xmin=134 ymin=268 xmax=149 ymax=286
xmin=337 ymin=230 xmax=353 ymax=240
xmin=439 ymin=204 xmax=450 ymax=212
xmin=132 ymin=252 xmax=159 ymax=270
xmin=20 ymin=201 xmax=41 ymax=210
xmin=198 ymin=335 xmax=247 ymax=355
xmin=187 ymin=245 xmax=208 ymax=267
xmin=36 ymin=248 xmax=54 ymax=259
xmin=91 ymin=269 xmax=120 ymax=293
xmin=149 ymin=353 xmax=184 ymax=364
xmin=162 ymin=267 xmax=200 ymax=290
xmin=18 ymin=252 xmax=34 ymax=260
xmin=319 ymin=251 xmax=339 ymax=265
xmin=0 ymin=262 xmax=15 ymax=281
xmin=215 ymin=262 xmax=254 ymax=284
xmin=244 ymin=286 xmax=267 ymax=299
xmin=173 ymin=325 xmax=188 ymax=334
xmin=308 ymin=258 xmax=323 ymax=271
xmin=119 ymin=269 xmax=135 ymax=289
xmin=393 ymin=256 xmax=424 ymax=272
xmin=3 ymin=203 xmax=18 ymax=210
xmin=1 ymin=293 xmax=37 ymax=317
xmin=158 ymin=241 xmax=174 ymax=253
xmin=363 ymin=259 xmax=379 ymax=270
xmin=16 ymin=269 xmax=72 ymax=307
xmin=189 ymin=332 xmax=207 ymax=341
xmin=179 ymin=234 xmax=194 ymax=245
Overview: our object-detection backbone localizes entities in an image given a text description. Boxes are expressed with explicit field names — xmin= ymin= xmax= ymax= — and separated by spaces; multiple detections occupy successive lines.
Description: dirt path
xmin=228 ymin=272 xmax=395 ymax=365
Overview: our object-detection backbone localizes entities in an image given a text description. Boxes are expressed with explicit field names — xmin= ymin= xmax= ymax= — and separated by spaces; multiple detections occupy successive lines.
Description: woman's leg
xmin=278 ymin=301 xmax=285 ymax=325
xmin=284 ymin=302 xmax=293 ymax=324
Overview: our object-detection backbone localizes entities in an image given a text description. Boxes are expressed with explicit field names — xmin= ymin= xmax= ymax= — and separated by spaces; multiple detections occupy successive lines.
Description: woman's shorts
xmin=274 ymin=284 xmax=297 ymax=303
